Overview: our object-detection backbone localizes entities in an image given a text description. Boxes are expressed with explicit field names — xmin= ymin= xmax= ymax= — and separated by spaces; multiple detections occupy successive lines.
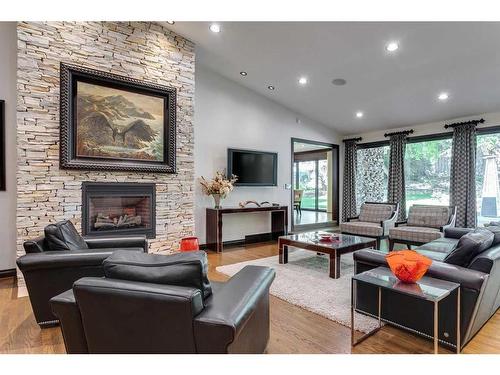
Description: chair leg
xmin=375 ymin=238 xmax=380 ymax=250
xmin=389 ymin=239 xmax=395 ymax=251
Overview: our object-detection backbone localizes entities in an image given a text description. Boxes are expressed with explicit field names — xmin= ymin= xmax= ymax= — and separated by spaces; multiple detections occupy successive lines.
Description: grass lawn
xmin=301 ymin=196 xmax=327 ymax=210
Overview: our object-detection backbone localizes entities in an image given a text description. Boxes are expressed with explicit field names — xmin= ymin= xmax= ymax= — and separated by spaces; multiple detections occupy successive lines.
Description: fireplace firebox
xmin=82 ymin=182 xmax=156 ymax=239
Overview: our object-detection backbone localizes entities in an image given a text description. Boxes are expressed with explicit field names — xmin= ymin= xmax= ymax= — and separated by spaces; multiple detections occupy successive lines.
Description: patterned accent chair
xmin=388 ymin=205 xmax=456 ymax=251
xmin=340 ymin=202 xmax=399 ymax=249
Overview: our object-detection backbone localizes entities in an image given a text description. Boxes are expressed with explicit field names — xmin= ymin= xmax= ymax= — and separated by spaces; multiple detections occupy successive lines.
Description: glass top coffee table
xmin=278 ymin=232 xmax=377 ymax=279
xmin=351 ymin=266 xmax=461 ymax=354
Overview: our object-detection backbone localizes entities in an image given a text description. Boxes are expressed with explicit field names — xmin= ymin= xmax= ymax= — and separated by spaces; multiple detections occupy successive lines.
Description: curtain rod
xmin=342 ymin=137 xmax=362 ymax=143
xmin=444 ymin=118 xmax=485 ymax=129
xmin=384 ymin=129 xmax=414 ymax=137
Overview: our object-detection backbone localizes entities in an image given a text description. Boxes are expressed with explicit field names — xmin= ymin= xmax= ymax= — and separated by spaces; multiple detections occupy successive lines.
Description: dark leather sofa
xmin=50 ymin=250 xmax=275 ymax=354
xmin=353 ymin=227 xmax=500 ymax=350
xmin=17 ymin=221 xmax=147 ymax=327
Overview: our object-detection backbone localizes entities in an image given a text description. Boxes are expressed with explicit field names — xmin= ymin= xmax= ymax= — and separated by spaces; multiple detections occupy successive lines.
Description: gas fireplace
xmin=82 ymin=182 xmax=156 ymax=239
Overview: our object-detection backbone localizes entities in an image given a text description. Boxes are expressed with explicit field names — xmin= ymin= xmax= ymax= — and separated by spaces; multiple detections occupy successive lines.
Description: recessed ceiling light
xmin=209 ymin=24 xmax=221 ymax=33
xmin=298 ymin=77 xmax=308 ymax=85
xmin=332 ymin=78 xmax=347 ymax=86
xmin=386 ymin=42 xmax=399 ymax=52
xmin=267 ymin=85 xmax=275 ymax=91
xmin=438 ymin=92 xmax=449 ymax=101
xmin=356 ymin=111 xmax=364 ymax=118
xmin=166 ymin=21 xmax=175 ymax=25
xmin=239 ymin=71 xmax=247 ymax=76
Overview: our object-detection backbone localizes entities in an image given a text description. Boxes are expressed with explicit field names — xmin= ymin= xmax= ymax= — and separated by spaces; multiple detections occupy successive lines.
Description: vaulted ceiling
xmin=167 ymin=22 xmax=500 ymax=134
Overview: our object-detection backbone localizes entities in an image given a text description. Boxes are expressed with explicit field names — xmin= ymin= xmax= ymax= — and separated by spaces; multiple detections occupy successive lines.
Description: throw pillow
xmin=386 ymin=250 xmax=432 ymax=283
xmin=444 ymin=227 xmax=494 ymax=267
xmin=103 ymin=250 xmax=213 ymax=300
xmin=44 ymin=220 xmax=88 ymax=251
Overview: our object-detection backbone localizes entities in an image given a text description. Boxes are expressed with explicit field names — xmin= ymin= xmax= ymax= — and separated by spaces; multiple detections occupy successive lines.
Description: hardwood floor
xmin=1 ymin=241 xmax=499 ymax=354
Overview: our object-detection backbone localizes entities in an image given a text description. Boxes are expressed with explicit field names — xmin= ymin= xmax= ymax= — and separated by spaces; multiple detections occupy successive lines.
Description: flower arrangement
xmin=199 ymin=170 xmax=238 ymax=208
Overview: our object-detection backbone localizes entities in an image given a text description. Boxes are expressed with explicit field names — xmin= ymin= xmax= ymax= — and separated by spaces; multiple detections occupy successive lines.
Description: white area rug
xmin=216 ymin=248 xmax=379 ymax=333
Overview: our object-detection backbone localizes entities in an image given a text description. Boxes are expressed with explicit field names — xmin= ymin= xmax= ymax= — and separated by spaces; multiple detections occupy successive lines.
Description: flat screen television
xmin=227 ymin=149 xmax=278 ymax=186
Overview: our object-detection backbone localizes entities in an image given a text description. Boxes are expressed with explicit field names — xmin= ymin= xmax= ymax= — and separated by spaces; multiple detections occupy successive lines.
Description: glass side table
xmin=351 ymin=266 xmax=461 ymax=354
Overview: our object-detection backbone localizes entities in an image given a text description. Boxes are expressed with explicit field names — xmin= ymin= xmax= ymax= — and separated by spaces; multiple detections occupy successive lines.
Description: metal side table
xmin=351 ymin=266 xmax=461 ymax=354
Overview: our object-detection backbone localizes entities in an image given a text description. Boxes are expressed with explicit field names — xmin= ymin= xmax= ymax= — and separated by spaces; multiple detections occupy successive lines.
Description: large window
xmin=354 ymin=129 xmax=500 ymax=223
xmin=404 ymin=138 xmax=452 ymax=212
xmin=476 ymin=132 xmax=500 ymax=225
xmin=356 ymin=145 xmax=390 ymax=210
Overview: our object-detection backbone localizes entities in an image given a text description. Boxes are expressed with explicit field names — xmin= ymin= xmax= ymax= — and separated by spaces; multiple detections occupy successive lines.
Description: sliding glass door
xmin=294 ymin=158 xmax=327 ymax=211
xmin=318 ymin=159 xmax=328 ymax=210
xmin=476 ymin=132 xmax=500 ymax=225
xmin=295 ymin=160 xmax=317 ymax=210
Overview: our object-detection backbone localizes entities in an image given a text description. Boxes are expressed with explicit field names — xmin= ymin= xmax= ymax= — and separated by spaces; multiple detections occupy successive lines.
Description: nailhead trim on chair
xmin=356 ymin=309 xmax=458 ymax=350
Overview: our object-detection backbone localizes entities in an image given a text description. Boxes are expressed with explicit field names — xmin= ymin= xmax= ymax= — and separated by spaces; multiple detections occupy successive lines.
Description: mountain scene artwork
xmin=76 ymin=81 xmax=165 ymax=162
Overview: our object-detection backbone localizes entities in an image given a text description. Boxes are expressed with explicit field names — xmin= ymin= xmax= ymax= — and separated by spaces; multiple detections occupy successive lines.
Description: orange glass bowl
xmin=179 ymin=236 xmax=199 ymax=252
xmin=385 ymin=250 xmax=432 ymax=283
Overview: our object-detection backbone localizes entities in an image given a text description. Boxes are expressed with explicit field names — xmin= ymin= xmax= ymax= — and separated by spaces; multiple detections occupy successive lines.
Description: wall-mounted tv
xmin=227 ymin=149 xmax=278 ymax=186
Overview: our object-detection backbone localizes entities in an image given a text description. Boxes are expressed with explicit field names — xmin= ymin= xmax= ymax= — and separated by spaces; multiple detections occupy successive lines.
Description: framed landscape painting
xmin=60 ymin=63 xmax=176 ymax=173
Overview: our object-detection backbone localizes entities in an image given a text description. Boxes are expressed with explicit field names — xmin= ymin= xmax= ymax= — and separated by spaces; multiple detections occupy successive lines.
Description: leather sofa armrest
xmin=346 ymin=216 xmax=359 ymax=222
xmin=444 ymin=227 xmax=473 ymax=239
xmin=23 ymin=236 xmax=46 ymax=253
xmin=50 ymin=289 xmax=88 ymax=354
xmin=16 ymin=248 xmax=142 ymax=272
xmin=354 ymin=249 xmax=488 ymax=292
xmin=193 ymin=266 xmax=275 ymax=353
xmin=469 ymin=245 xmax=500 ymax=274
xmin=84 ymin=236 xmax=147 ymax=252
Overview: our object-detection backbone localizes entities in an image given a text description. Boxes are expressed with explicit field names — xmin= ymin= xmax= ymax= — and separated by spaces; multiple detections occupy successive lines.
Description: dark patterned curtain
xmin=342 ymin=140 xmax=358 ymax=221
xmin=450 ymin=124 xmax=477 ymax=227
xmin=387 ymin=133 xmax=408 ymax=221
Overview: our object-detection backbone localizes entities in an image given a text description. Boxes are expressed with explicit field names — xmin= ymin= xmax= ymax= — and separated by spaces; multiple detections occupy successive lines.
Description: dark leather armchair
xmin=50 ymin=250 xmax=275 ymax=354
xmin=17 ymin=224 xmax=147 ymax=327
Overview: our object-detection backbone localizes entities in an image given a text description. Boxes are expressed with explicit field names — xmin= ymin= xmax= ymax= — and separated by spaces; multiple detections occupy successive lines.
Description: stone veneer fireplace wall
xmin=16 ymin=22 xmax=195 ymax=264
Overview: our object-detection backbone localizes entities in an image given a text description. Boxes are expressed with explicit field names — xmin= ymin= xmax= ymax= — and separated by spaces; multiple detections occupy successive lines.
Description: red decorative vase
xmin=180 ymin=236 xmax=200 ymax=252
xmin=386 ymin=249 xmax=432 ymax=283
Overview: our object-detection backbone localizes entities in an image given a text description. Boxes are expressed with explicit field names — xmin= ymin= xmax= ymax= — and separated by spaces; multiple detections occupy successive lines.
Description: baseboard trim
xmin=0 ymin=268 xmax=16 ymax=279
xmin=200 ymin=232 xmax=278 ymax=251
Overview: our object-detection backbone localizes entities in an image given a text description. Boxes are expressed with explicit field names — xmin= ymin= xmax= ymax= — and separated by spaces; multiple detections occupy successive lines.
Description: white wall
xmin=0 ymin=22 xmax=17 ymax=271
xmin=346 ymin=111 xmax=500 ymax=142
xmin=194 ymin=65 xmax=341 ymax=242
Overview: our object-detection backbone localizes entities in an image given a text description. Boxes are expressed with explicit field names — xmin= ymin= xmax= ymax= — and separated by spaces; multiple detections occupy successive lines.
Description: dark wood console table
xmin=206 ymin=206 xmax=288 ymax=252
